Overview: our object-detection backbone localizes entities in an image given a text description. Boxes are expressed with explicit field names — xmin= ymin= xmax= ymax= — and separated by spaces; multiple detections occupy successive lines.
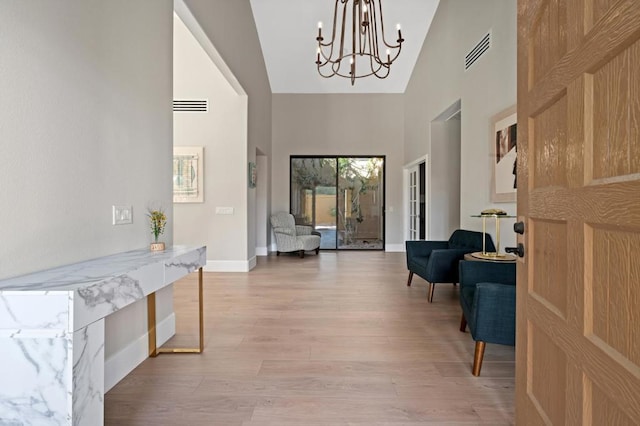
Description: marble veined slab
xmin=0 ymin=245 xmax=206 ymax=426
xmin=0 ymin=245 xmax=205 ymax=292
xmin=0 ymin=245 xmax=206 ymax=332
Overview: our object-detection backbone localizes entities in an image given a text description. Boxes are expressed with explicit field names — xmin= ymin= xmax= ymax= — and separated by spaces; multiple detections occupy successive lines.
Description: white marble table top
xmin=0 ymin=245 xmax=204 ymax=292
xmin=0 ymin=245 xmax=206 ymax=333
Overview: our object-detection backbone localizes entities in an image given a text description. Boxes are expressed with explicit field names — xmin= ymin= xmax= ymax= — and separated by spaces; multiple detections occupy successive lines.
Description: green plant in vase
xmin=148 ymin=209 xmax=167 ymax=251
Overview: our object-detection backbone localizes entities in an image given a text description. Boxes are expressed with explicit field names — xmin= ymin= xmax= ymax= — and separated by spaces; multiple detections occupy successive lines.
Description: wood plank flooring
xmin=105 ymin=251 xmax=515 ymax=425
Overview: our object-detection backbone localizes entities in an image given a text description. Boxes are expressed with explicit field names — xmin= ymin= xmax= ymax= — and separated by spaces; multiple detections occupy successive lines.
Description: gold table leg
xmin=147 ymin=267 xmax=204 ymax=357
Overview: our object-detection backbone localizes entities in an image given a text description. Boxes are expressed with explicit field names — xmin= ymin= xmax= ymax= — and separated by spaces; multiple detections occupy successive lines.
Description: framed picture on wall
xmin=173 ymin=146 xmax=204 ymax=203
xmin=490 ymin=105 xmax=517 ymax=203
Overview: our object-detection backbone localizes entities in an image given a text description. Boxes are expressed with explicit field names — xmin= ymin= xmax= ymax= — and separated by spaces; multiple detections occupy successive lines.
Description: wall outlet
xmin=113 ymin=206 xmax=133 ymax=225
xmin=215 ymin=207 xmax=234 ymax=215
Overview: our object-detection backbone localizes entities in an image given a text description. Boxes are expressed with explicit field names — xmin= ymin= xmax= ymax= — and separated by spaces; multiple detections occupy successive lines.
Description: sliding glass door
xmin=290 ymin=156 xmax=385 ymax=250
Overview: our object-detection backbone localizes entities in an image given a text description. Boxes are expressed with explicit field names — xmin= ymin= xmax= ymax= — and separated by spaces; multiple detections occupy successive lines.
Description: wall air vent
xmin=173 ymin=99 xmax=208 ymax=112
xmin=465 ymin=31 xmax=491 ymax=71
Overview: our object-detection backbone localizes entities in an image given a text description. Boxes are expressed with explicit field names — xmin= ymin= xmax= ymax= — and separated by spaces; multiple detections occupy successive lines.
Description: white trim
xmin=248 ymin=256 xmax=257 ymax=271
xmin=403 ymin=155 xmax=428 ymax=242
xmin=403 ymin=155 xmax=428 ymax=170
xmin=104 ymin=313 xmax=175 ymax=392
xmin=204 ymin=259 xmax=253 ymax=272
xmin=255 ymin=246 xmax=268 ymax=256
xmin=385 ymin=243 xmax=405 ymax=252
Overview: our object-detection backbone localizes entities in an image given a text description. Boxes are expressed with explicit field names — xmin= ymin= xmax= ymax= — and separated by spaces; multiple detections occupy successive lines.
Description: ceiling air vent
xmin=173 ymin=99 xmax=208 ymax=112
xmin=465 ymin=31 xmax=491 ymax=71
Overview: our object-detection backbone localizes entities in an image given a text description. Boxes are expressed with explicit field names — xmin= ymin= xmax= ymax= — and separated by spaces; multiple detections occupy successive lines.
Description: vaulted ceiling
xmin=249 ymin=0 xmax=440 ymax=94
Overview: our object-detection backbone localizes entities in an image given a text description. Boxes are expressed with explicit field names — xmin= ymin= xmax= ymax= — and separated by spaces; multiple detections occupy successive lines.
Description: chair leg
xmin=299 ymin=250 xmax=305 ymax=258
xmin=428 ymin=283 xmax=435 ymax=303
xmin=315 ymin=247 xmax=320 ymax=254
xmin=276 ymin=251 xmax=280 ymax=256
xmin=472 ymin=341 xmax=486 ymax=376
xmin=407 ymin=271 xmax=414 ymax=286
xmin=460 ymin=314 xmax=467 ymax=332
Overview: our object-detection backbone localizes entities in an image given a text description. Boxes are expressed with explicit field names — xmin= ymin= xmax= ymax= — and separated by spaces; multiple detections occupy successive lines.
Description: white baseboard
xmin=255 ymin=246 xmax=268 ymax=256
xmin=270 ymin=243 xmax=277 ymax=252
xmin=204 ymin=259 xmax=253 ymax=272
xmin=104 ymin=313 xmax=175 ymax=392
xmin=385 ymin=243 xmax=405 ymax=252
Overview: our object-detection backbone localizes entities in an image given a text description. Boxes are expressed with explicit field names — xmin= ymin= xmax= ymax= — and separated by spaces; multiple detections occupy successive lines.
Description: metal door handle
xmin=505 ymin=243 xmax=525 ymax=258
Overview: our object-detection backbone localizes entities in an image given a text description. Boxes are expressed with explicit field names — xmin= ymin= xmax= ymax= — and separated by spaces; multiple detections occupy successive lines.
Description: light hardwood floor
xmin=105 ymin=251 xmax=515 ymax=425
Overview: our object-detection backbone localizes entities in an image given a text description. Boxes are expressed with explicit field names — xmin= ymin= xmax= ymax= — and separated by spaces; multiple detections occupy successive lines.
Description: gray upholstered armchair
xmin=405 ymin=229 xmax=495 ymax=302
xmin=458 ymin=260 xmax=516 ymax=376
xmin=270 ymin=212 xmax=321 ymax=258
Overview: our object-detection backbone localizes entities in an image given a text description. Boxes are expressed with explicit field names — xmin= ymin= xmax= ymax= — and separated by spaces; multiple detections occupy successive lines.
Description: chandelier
xmin=315 ymin=0 xmax=404 ymax=86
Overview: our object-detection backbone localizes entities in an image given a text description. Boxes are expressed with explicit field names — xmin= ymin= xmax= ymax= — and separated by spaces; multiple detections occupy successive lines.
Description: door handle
xmin=513 ymin=221 xmax=525 ymax=235
xmin=505 ymin=243 xmax=525 ymax=258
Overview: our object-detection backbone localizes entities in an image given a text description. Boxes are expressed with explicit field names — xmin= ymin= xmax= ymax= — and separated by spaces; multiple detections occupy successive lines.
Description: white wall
xmin=404 ymin=0 xmax=517 ymax=250
xmin=173 ymin=13 xmax=250 ymax=271
xmin=183 ymin=0 xmax=273 ymax=257
xmin=255 ymin=152 xmax=269 ymax=255
xmin=0 ymin=0 xmax=175 ymax=389
xmin=429 ymin=118 xmax=461 ymax=240
xmin=272 ymin=94 xmax=405 ymax=250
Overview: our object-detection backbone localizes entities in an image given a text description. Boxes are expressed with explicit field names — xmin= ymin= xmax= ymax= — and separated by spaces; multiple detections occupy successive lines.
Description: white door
xmin=408 ymin=165 xmax=420 ymax=240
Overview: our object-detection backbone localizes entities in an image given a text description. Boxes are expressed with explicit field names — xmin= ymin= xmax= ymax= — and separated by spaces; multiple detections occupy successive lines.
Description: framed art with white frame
xmin=173 ymin=146 xmax=204 ymax=203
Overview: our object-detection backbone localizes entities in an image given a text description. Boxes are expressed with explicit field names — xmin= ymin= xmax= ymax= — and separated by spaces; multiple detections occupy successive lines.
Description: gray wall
xmin=272 ymin=94 xmax=405 ymax=249
xmin=430 ymin=119 xmax=461 ymax=240
xmin=183 ymin=0 xmax=272 ymax=259
xmin=404 ymin=0 xmax=517 ymax=249
xmin=0 ymin=0 xmax=175 ymax=385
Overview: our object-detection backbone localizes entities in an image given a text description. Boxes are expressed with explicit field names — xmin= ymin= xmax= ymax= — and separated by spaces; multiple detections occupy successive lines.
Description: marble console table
xmin=0 ymin=245 xmax=206 ymax=426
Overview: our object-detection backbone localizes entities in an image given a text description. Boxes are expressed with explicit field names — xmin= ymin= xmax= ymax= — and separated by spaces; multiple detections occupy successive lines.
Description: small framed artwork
xmin=173 ymin=146 xmax=204 ymax=203
xmin=490 ymin=105 xmax=517 ymax=203
xmin=248 ymin=162 xmax=257 ymax=188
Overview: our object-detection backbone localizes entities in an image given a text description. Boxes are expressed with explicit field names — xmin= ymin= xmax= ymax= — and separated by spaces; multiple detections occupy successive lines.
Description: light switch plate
xmin=113 ymin=205 xmax=133 ymax=225
xmin=215 ymin=207 xmax=234 ymax=215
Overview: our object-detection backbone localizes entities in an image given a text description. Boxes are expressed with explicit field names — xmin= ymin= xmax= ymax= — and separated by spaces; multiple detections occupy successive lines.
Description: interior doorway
xmin=429 ymin=101 xmax=462 ymax=240
xmin=407 ymin=162 xmax=427 ymax=240
xmin=290 ymin=156 xmax=385 ymax=250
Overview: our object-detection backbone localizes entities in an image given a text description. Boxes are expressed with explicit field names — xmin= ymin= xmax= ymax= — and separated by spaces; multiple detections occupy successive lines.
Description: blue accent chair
xmin=458 ymin=260 xmax=517 ymax=376
xmin=405 ymin=229 xmax=495 ymax=302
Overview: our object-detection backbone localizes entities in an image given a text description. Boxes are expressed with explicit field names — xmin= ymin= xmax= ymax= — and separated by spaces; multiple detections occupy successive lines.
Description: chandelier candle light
xmin=316 ymin=0 xmax=404 ymax=85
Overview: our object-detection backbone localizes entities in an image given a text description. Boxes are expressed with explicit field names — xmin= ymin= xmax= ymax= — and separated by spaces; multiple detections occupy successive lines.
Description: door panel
xmin=517 ymin=0 xmax=640 ymax=424
xmin=408 ymin=166 xmax=419 ymax=240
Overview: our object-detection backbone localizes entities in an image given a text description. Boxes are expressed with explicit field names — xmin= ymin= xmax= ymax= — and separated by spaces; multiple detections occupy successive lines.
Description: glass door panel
xmin=337 ymin=157 xmax=384 ymax=250
xmin=291 ymin=156 xmax=384 ymax=250
xmin=290 ymin=158 xmax=338 ymax=249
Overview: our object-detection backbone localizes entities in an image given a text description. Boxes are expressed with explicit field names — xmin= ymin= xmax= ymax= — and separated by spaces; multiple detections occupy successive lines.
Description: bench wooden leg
xmin=428 ymin=282 xmax=435 ymax=303
xmin=299 ymin=250 xmax=305 ymax=258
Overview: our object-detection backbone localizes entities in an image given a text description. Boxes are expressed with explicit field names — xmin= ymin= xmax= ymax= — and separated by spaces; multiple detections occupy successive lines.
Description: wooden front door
xmin=517 ymin=1 xmax=640 ymax=424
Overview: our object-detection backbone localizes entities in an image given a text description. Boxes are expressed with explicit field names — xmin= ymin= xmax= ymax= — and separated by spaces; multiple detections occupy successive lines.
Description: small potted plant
xmin=148 ymin=208 xmax=167 ymax=251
